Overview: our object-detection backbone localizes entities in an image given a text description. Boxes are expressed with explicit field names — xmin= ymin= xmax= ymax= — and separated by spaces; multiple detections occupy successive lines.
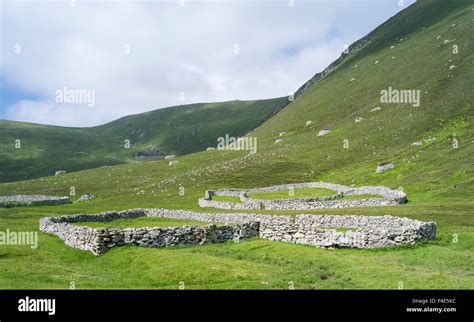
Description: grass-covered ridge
xmin=0 ymin=0 xmax=472 ymax=290
xmin=0 ymin=97 xmax=288 ymax=183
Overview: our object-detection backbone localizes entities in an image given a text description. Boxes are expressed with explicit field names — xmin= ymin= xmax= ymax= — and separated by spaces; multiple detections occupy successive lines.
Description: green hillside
xmin=0 ymin=97 xmax=288 ymax=182
xmin=241 ymin=0 xmax=474 ymax=202
xmin=0 ymin=0 xmax=472 ymax=289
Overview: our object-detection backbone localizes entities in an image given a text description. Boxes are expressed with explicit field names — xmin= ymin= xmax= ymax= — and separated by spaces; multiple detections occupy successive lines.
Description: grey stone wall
xmin=199 ymin=182 xmax=406 ymax=211
xmin=0 ymin=195 xmax=70 ymax=208
xmin=40 ymin=208 xmax=435 ymax=255
xmin=40 ymin=209 xmax=259 ymax=255
xmin=261 ymin=214 xmax=436 ymax=249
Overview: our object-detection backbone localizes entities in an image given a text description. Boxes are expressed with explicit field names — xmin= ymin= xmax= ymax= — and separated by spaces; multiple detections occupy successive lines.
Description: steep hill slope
xmin=0 ymin=97 xmax=288 ymax=182
xmin=242 ymin=0 xmax=474 ymax=202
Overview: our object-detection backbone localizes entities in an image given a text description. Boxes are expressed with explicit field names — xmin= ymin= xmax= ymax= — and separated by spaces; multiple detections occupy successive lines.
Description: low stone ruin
xmin=200 ymin=182 xmax=406 ymax=211
xmin=135 ymin=150 xmax=166 ymax=160
xmin=0 ymin=195 xmax=70 ymax=208
xmin=39 ymin=208 xmax=436 ymax=255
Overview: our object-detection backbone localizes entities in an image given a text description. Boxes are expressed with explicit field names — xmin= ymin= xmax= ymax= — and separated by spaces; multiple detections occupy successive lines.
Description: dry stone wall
xmin=40 ymin=208 xmax=435 ymax=255
xmin=200 ymin=182 xmax=406 ymax=211
xmin=39 ymin=209 xmax=259 ymax=255
xmin=262 ymin=214 xmax=436 ymax=249
xmin=0 ymin=195 xmax=70 ymax=208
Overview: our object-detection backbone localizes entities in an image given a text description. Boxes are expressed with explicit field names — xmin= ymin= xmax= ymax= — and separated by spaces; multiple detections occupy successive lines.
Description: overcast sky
xmin=0 ymin=0 xmax=415 ymax=127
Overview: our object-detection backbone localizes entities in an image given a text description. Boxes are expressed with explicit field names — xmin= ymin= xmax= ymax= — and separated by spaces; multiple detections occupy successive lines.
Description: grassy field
xmin=211 ymin=195 xmax=243 ymax=203
xmin=0 ymin=200 xmax=472 ymax=289
xmin=0 ymin=0 xmax=472 ymax=290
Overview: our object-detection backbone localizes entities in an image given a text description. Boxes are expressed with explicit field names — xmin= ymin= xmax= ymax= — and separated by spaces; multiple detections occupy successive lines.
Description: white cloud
xmin=0 ymin=0 xmax=413 ymax=126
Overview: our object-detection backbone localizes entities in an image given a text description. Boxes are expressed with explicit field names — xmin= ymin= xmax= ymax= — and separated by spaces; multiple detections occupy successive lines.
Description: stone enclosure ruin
xmin=40 ymin=209 xmax=259 ymax=256
xmin=40 ymin=207 xmax=435 ymax=256
xmin=37 ymin=182 xmax=435 ymax=255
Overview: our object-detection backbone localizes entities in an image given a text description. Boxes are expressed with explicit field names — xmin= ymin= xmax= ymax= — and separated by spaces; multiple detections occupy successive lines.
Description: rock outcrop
xmin=78 ymin=194 xmax=96 ymax=202
xmin=376 ymin=163 xmax=395 ymax=173
xmin=318 ymin=129 xmax=331 ymax=136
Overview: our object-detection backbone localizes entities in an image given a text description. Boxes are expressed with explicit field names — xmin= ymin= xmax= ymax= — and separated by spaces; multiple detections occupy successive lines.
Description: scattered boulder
xmin=306 ymin=120 xmax=313 ymax=126
xmin=164 ymin=155 xmax=175 ymax=160
xmin=78 ymin=194 xmax=96 ymax=202
xmin=275 ymin=139 xmax=283 ymax=144
xmin=411 ymin=141 xmax=422 ymax=146
xmin=376 ymin=163 xmax=395 ymax=173
xmin=169 ymin=160 xmax=180 ymax=166
xmin=355 ymin=117 xmax=363 ymax=123
xmin=1 ymin=195 xmax=69 ymax=207
xmin=206 ymin=147 xmax=215 ymax=151
xmin=55 ymin=170 xmax=66 ymax=176
xmin=350 ymin=78 xmax=356 ymax=82
xmin=318 ymin=129 xmax=331 ymax=136
xmin=370 ymin=107 xmax=381 ymax=112
xmin=279 ymin=132 xmax=286 ymax=137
